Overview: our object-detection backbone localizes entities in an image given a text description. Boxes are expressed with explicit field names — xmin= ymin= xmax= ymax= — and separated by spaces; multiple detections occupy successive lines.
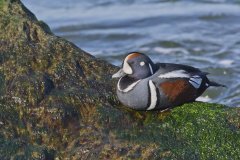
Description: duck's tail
xmin=209 ymin=81 xmax=226 ymax=87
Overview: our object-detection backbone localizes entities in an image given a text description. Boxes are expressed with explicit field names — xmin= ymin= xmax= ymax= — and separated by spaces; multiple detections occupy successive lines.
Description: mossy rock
xmin=0 ymin=0 xmax=239 ymax=159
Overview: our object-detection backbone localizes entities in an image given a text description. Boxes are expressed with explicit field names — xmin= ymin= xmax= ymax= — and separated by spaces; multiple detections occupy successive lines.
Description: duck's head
xmin=112 ymin=52 xmax=156 ymax=80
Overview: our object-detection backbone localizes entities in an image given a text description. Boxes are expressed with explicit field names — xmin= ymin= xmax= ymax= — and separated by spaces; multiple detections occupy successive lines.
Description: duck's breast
xmin=117 ymin=78 xmax=149 ymax=110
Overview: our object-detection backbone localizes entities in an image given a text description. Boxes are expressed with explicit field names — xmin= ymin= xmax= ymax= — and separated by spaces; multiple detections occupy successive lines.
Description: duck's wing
xmin=154 ymin=62 xmax=225 ymax=88
xmin=155 ymin=63 xmax=208 ymax=75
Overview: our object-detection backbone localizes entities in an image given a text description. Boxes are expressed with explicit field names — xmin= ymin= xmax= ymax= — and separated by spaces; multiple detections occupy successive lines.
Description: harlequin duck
xmin=112 ymin=52 xmax=225 ymax=110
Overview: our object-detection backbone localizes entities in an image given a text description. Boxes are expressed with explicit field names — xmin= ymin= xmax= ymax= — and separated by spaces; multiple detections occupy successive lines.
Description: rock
xmin=0 ymin=0 xmax=239 ymax=159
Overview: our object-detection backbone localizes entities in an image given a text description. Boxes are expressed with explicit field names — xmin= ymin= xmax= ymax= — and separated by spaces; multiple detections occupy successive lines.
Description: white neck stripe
xmin=149 ymin=63 xmax=153 ymax=75
xmin=117 ymin=78 xmax=141 ymax=93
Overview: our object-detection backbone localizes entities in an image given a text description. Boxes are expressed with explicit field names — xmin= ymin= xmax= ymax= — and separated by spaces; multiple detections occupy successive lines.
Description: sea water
xmin=22 ymin=0 xmax=240 ymax=107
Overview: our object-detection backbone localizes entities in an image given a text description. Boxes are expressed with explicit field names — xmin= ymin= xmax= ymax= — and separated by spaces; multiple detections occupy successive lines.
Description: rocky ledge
xmin=0 ymin=0 xmax=239 ymax=159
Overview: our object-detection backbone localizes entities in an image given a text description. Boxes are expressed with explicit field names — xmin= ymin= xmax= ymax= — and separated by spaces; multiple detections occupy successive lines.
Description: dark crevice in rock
xmin=32 ymin=28 xmax=39 ymax=42
xmin=23 ymin=22 xmax=40 ymax=43
xmin=23 ymin=22 xmax=31 ymax=41
xmin=75 ymin=60 xmax=85 ymax=78
xmin=43 ymin=73 xmax=55 ymax=96
xmin=0 ymin=73 xmax=5 ymax=95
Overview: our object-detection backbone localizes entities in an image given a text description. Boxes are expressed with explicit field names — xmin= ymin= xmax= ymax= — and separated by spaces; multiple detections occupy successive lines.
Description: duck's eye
xmin=140 ymin=61 xmax=145 ymax=66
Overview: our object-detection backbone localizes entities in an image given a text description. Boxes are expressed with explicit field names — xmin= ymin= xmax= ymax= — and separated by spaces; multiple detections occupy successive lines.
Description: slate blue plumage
xmin=112 ymin=52 xmax=225 ymax=110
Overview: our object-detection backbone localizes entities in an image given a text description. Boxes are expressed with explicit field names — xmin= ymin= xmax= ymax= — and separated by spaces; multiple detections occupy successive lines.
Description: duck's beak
xmin=112 ymin=69 xmax=126 ymax=78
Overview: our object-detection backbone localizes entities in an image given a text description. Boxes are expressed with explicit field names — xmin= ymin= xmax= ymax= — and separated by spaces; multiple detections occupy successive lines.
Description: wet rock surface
xmin=0 ymin=0 xmax=239 ymax=159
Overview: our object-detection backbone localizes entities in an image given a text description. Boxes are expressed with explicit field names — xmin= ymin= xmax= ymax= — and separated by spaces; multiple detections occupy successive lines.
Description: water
xmin=22 ymin=0 xmax=240 ymax=107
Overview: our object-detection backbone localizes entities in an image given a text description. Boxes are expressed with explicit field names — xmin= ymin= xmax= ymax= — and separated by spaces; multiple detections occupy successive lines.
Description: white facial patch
xmin=158 ymin=70 xmax=190 ymax=79
xmin=140 ymin=61 xmax=145 ymax=66
xmin=122 ymin=58 xmax=133 ymax=74
xmin=147 ymin=80 xmax=157 ymax=110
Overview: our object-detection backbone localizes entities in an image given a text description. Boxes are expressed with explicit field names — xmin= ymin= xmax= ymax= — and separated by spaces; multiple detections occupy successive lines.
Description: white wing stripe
xmin=158 ymin=70 xmax=190 ymax=79
xmin=189 ymin=76 xmax=202 ymax=89
xmin=158 ymin=70 xmax=203 ymax=89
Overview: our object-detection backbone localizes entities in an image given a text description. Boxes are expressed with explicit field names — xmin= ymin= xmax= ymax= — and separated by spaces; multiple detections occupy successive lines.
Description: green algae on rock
xmin=0 ymin=0 xmax=240 ymax=159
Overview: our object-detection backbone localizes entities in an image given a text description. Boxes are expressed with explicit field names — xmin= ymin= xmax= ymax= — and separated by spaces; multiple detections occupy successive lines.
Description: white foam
xmin=196 ymin=96 xmax=212 ymax=102
xmin=153 ymin=47 xmax=189 ymax=55
xmin=218 ymin=59 xmax=234 ymax=67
